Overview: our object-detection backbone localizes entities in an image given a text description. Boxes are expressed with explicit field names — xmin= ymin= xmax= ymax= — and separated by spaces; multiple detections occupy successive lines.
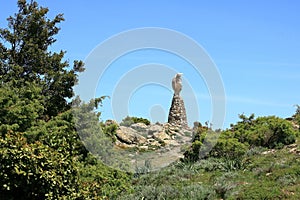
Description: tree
xmin=0 ymin=1 xmax=86 ymax=198
xmin=0 ymin=0 xmax=84 ymax=118
xmin=0 ymin=1 xmax=133 ymax=199
xmin=0 ymin=81 xmax=43 ymax=134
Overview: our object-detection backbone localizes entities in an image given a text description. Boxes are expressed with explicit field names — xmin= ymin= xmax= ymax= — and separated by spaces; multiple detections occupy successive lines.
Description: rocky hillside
xmin=104 ymin=120 xmax=194 ymax=170
xmin=114 ymin=122 xmax=192 ymax=149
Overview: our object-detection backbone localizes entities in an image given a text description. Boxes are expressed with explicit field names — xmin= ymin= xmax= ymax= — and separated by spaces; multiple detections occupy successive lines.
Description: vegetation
xmin=120 ymin=116 xmax=151 ymax=126
xmin=1 ymin=1 xmax=300 ymax=199
xmin=0 ymin=1 xmax=131 ymax=199
xmin=120 ymin=114 xmax=300 ymax=199
xmin=183 ymin=114 xmax=297 ymax=163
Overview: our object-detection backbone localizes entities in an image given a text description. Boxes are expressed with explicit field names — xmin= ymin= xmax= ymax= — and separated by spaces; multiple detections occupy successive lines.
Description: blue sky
xmin=1 ymin=1 xmax=300 ymax=129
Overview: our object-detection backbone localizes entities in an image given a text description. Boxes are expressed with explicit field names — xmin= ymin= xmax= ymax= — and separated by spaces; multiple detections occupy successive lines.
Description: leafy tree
xmin=73 ymin=98 xmax=133 ymax=172
xmin=0 ymin=86 xmax=86 ymax=199
xmin=0 ymin=0 xmax=135 ymax=198
xmin=0 ymin=1 xmax=88 ymax=199
xmin=0 ymin=81 xmax=43 ymax=134
xmin=0 ymin=0 xmax=84 ymax=119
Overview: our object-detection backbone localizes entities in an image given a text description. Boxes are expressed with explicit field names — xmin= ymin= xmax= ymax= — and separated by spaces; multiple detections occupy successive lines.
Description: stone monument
xmin=168 ymin=73 xmax=188 ymax=128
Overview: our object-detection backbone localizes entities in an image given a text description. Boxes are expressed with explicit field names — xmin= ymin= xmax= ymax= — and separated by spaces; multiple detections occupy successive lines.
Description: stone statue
xmin=172 ymin=73 xmax=183 ymax=96
xmin=168 ymin=73 xmax=188 ymax=128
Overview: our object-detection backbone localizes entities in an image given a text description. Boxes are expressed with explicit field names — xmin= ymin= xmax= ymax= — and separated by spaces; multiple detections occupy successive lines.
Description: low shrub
xmin=120 ymin=116 xmax=150 ymax=126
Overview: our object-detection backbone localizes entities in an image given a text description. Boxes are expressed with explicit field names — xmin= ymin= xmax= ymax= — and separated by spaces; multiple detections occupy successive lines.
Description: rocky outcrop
xmin=113 ymin=121 xmax=192 ymax=150
xmin=148 ymin=124 xmax=163 ymax=135
xmin=168 ymin=94 xmax=188 ymax=128
xmin=116 ymin=126 xmax=147 ymax=145
xmin=130 ymin=122 xmax=148 ymax=132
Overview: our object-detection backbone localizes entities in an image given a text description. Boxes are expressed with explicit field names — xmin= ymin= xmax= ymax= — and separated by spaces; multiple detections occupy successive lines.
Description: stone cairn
xmin=168 ymin=73 xmax=188 ymax=128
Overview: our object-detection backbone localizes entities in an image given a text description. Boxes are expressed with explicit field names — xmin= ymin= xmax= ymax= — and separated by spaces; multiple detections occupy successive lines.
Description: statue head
xmin=176 ymin=73 xmax=183 ymax=79
xmin=175 ymin=73 xmax=183 ymax=83
xmin=172 ymin=73 xmax=183 ymax=96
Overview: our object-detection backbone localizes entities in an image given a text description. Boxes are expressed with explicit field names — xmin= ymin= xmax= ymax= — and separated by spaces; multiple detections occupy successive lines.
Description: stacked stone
xmin=168 ymin=94 xmax=188 ymax=128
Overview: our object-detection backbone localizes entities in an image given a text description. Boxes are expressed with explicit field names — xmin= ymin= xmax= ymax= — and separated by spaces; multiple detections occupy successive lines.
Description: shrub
xmin=120 ymin=116 xmax=150 ymax=127
xmin=78 ymin=158 xmax=132 ymax=199
xmin=0 ymin=133 xmax=81 ymax=199
xmin=210 ymin=138 xmax=249 ymax=159
xmin=101 ymin=122 xmax=118 ymax=142
xmin=233 ymin=115 xmax=297 ymax=148
xmin=183 ymin=140 xmax=203 ymax=162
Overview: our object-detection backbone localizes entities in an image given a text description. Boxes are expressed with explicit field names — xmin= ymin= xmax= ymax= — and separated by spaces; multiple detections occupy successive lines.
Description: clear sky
xmin=1 ymin=0 xmax=300 ymax=129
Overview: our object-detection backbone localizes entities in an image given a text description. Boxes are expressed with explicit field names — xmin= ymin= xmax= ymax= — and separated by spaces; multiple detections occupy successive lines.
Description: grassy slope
xmin=118 ymin=135 xmax=300 ymax=200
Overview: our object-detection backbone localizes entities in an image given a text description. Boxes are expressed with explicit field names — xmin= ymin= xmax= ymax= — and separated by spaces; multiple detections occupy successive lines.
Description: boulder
xmin=148 ymin=124 xmax=163 ymax=135
xmin=131 ymin=122 xmax=148 ymax=132
xmin=116 ymin=126 xmax=147 ymax=145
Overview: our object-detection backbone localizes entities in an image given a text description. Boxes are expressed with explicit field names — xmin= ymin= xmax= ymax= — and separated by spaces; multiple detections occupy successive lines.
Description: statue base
xmin=168 ymin=94 xmax=188 ymax=128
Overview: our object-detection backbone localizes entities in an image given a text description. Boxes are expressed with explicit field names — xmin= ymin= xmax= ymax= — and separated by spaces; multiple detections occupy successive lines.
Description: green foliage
xmin=0 ymin=132 xmax=81 ymax=199
xmin=294 ymin=104 xmax=300 ymax=116
xmin=182 ymin=123 xmax=208 ymax=162
xmin=27 ymin=110 xmax=86 ymax=158
xmin=73 ymin=98 xmax=133 ymax=172
xmin=293 ymin=104 xmax=300 ymax=127
xmin=120 ymin=116 xmax=133 ymax=127
xmin=0 ymin=1 xmax=120 ymax=199
xmin=210 ymin=137 xmax=249 ymax=159
xmin=183 ymin=140 xmax=203 ymax=162
xmin=120 ymin=116 xmax=150 ymax=126
xmin=119 ymin=184 xmax=215 ymax=200
xmin=77 ymin=154 xmax=132 ymax=199
xmin=1 ymin=1 xmax=300 ymax=200
xmin=0 ymin=81 xmax=43 ymax=134
xmin=101 ymin=121 xmax=118 ymax=142
xmin=196 ymin=157 xmax=247 ymax=172
xmin=0 ymin=0 xmax=84 ymax=118
xmin=122 ymin=141 xmax=300 ymax=199
xmin=232 ymin=114 xmax=297 ymax=148
xmin=120 ymin=165 xmax=217 ymax=200
xmin=184 ymin=114 xmax=297 ymax=163
xmin=212 ymin=172 xmax=238 ymax=199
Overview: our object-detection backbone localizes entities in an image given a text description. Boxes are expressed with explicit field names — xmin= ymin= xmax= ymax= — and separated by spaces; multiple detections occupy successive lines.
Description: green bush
xmin=210 ymin=138 xmax=249 ymax=159
xmin=78 ymin=156 xmax=132 ymax=199
xmin=101 ymin=122 xmax=118 ymax=142
xmin=232 ymin=115 xmax=297 ymax=148
xmin=120 ymin=116 xmax=150 ymax=126
xmin=184 ymin=114 xmax=297 ymax=163
xmin=183 ymin=140 xmax=203 ymax=162
xmin=0 ymin=133 xmax=81 ymax=199
xmin=184 ymin=129 xmax=247 ymax=162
